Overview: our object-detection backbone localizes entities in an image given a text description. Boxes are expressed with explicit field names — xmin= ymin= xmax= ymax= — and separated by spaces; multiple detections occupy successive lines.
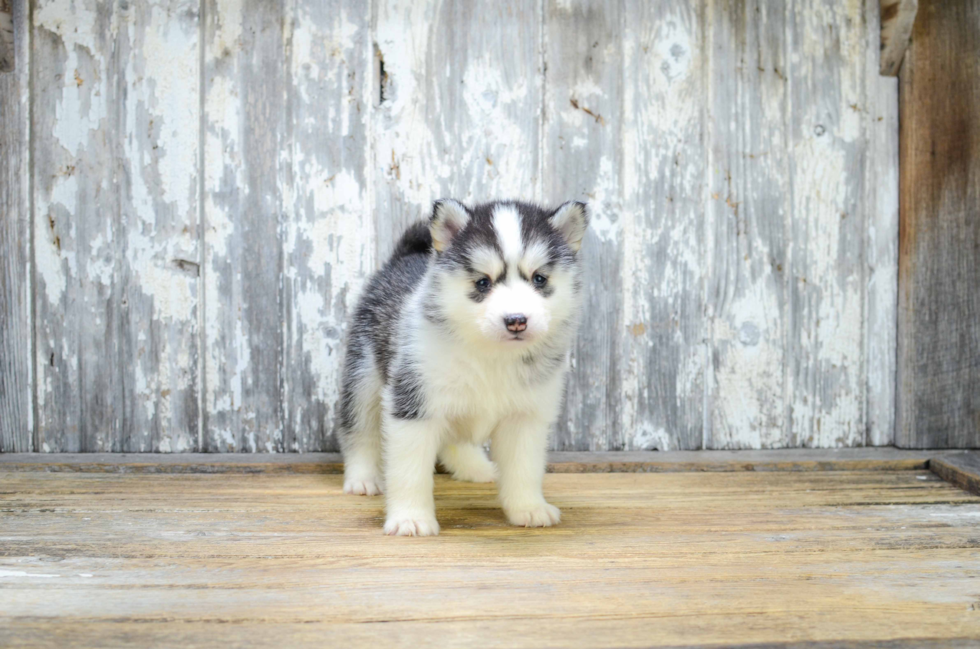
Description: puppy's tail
xmin=391 ymin=221 xmax=433 ymax=259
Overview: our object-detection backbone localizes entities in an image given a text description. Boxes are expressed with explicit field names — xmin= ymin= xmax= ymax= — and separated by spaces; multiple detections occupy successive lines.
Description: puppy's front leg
xmin=383 ymin=416 xmax=443 ymax=536
xmin=492 ymin=415 xmax=560 ymax=528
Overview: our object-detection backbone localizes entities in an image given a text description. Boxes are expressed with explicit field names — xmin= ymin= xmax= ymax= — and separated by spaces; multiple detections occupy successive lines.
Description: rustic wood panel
xmin=0 ymin=0 xmax=31 ymax=452
xmin=32 ymin=0 xmax=201 ymax=452
xmin=865 ymin=76 xmax=900 ymax=445
xmin=0 ymin=471 xmax=978 ymax=647
xmin=617 ymin=0 xmax=705 ymax=451
xmin=543 ymin=0 xmax=624 ymax=450
xmin=281 ymin=1 xmax=373 ymax=451
xmin=896 ymin=0 xmax=980 ymax=449
xmin=372 ymin=0 xmax=542 ymax=256
xmin=785 ymin=0 xmax=869 ymax=447
xmin=705 ymin=0 xmax=792 ymax=449
xmin=202 ymin=0 xmax=286 ymax=452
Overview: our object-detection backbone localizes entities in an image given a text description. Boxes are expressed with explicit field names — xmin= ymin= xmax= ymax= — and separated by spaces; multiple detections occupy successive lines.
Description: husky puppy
xmin=338 ymin=199 xmax=588 ymax=536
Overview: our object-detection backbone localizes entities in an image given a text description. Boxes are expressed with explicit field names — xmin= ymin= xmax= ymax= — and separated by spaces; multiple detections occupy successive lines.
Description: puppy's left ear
xmin=430 ymin=199 xmax=471 ymax=252
xmin=549 ymin=201 xmax=589 ymax=252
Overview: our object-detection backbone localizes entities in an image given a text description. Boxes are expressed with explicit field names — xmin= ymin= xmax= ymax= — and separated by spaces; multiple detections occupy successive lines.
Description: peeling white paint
xmin=633 ymin=424 xmax=671 ymax=451
xmin=585 ymin=156 xmax=621 ymax=243
xmin=35 ymin=0 xmax=108 ymax=158
xmin=24 ymin=0 xmax=894 ymax=453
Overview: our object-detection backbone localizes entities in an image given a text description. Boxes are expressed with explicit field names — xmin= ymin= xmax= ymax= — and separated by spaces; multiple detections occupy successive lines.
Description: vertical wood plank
xmin=897 ymin=0 xmax=980 ymax=448
xmin=618 ymin=0 xmax=705 ymax=451
xmin=202 ymin=0 xmax=286 ymax=452
xmin=786 ymin=0 xmax=869 ymax=447
xmin=543 ymin=0 xmax=623 ymax=451
xmin=0 ymin=0 xmax=33 ymax=452
xmin=32 ymin=0 xmax=109 ymax=452
xmin=446 ymin=2 xmax=543 ymax=204
xmin=281 ymin=0 xmax=373 ymax=452
xmin=373 ymin=0 xmax=542 ymax=259
xmin=865 ymin=1 xmax=899 ymax=446
xmin=119 ymin=0 xmax=202 ymax=452
xmin=33 ymin=0 xmax=201 ymax=452
xmin=0 ymin=0 xmax=14 ymax=72
xmin=372 ymin=0 xmax=448 ymax=259
xmin=705 ymin=0 xmax=792 ymax=449
xmin=707 ymin=0 xmax=879 ymax=449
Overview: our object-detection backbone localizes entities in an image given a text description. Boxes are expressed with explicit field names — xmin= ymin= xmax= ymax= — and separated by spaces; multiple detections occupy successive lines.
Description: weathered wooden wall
xmin=1 ymin=0 xmax=899 ymax=452
xmin=896 ymin=0 xmax=980 ymax=449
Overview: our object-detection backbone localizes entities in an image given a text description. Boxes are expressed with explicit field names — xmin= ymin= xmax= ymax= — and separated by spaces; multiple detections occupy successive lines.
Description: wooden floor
xmin=2 ymin=464 xmax=980 ymax=647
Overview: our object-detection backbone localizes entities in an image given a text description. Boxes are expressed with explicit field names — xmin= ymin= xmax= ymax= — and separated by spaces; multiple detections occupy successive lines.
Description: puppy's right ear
xmin=549 ymin=201 xmax=589 ymax=252
xmin=430 ymin=199 xmax=470 ymax=252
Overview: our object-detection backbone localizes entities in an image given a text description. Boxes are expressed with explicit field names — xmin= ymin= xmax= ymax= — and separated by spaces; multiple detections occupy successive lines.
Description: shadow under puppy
xmin=339 ymin=199 xmax=589 ymax=536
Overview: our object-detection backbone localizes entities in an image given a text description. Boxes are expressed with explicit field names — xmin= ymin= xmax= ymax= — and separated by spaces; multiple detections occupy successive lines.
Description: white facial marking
xmin=479 ymin=282 xmax=551 ymax=342
xmin=492 ymin=205 xmax=524 ymax=264
xmin=469 ymin=245 xmax=504 ymax=280
xmin=520 ymin=239 xmax=551 ymax=277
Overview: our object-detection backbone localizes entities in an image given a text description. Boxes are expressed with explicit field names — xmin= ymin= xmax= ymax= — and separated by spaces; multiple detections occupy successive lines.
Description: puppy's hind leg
xmin=339 ymin=363 xmax=384 ymax=496
xmin=438 ymin=443 xmax=497 ymax=483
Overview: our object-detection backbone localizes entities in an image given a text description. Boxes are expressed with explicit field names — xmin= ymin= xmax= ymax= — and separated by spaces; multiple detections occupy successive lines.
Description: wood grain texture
xmin=0 ymin=0 xmax=13 ymax=72
xmin=0 ymin=448 xmax=961 ymax=473
xmin=618 ymin=0 xmax=705 ymax=451
xmin=372 ymin=0 xmax=543 ymax=253
xmin=543 ymin=0 xmax=624 ymax=450
xmin=930 ymin=452 xmax=980 ymax=497
xmin=281 ymin=1 xmax=373 ymax=451
xmin=1 ymin=633 xmax=976 ymax=649
xmin=0 ymin=470 xmax=978 ymax=647
xmin=785 ymin=0 xmax=869 ymax=448
xmin=202 ymin=0 xmax=286 ymax=452
xmin=706 ymin=0 xmax=886 ymax=449
xmin=879 ymin=0 xmax=917 ymax=76
xmin=896 ymin=0 xmax=980 ymax=449
xmin=32 ymin=0 xmax=201 ymax=452
xmin=0 ymin=0 xmax=31 ymax=452
xmin=705 ymin=0 xmax=792 ymax=448
xmin=865 ymin=72 xmax=899 ymax=447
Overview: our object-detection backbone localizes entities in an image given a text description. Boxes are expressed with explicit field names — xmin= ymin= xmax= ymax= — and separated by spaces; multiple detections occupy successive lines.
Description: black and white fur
xmin=339 ymin=199 xmax=589 ymax=536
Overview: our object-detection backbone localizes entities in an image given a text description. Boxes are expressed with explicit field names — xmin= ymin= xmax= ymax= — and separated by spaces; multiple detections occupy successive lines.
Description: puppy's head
xmin=428 ymin=199 xmax=588 ymax=349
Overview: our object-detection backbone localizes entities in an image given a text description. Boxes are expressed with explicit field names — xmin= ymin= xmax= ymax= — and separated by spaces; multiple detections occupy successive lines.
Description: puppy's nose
xmin=504 ymin=314 xmax=528 ymax=332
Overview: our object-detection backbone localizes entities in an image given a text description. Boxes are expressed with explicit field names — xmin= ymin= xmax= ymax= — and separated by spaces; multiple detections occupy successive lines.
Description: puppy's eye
xmin=532 ymin=273 xmax=548 ymax=287
xmin=475 ymin=277 xmax=491 ymax=291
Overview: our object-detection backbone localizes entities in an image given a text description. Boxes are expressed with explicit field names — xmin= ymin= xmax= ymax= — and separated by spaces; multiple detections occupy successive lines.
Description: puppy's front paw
xmin=505 ymin=501 xmax=561 ymax=528
xmin=384 ymin=512 xmax=440 ymax=537
xmin=343 ymin=475 xmax=383 ymax=496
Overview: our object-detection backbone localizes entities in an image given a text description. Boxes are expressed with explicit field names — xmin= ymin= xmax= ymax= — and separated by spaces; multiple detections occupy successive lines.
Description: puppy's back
xmin=348 ymin=221 xmax=432 ymax=382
